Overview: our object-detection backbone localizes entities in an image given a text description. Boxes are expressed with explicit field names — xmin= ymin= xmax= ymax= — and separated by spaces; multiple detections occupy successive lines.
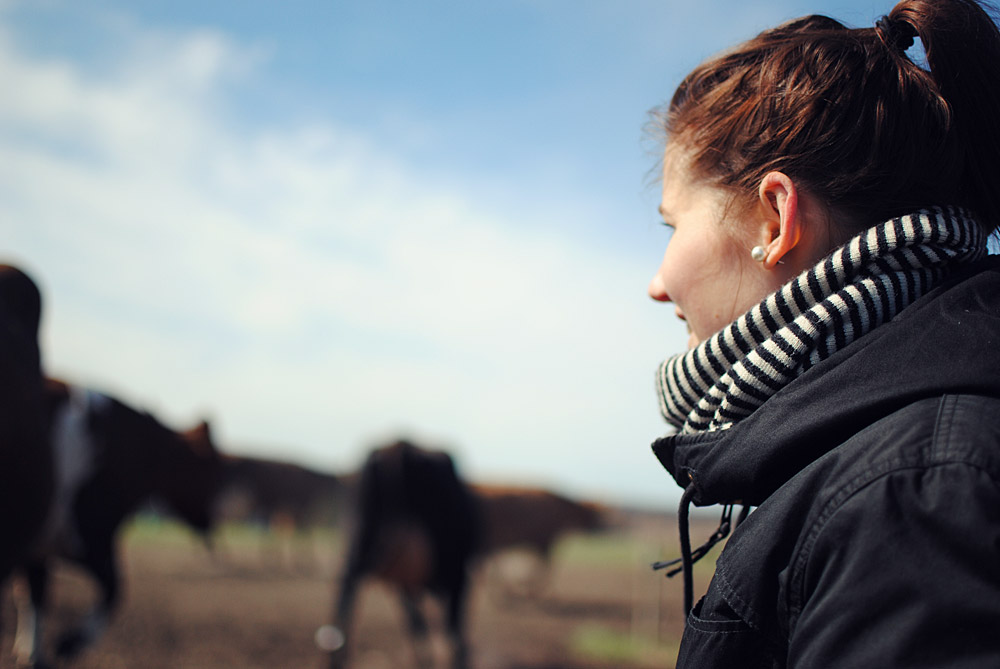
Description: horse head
xmin=0 ymin=264 xmax=42 ymax=347
xmin=162 ymin=419 xmax=223 ymax=537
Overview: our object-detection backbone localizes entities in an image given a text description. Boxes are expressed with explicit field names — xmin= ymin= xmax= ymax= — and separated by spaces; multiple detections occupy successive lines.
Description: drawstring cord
xmin=651 ymin=481 xmax=750 ymax=617
xmin=652 ymin=483 xmax=697 ymax=614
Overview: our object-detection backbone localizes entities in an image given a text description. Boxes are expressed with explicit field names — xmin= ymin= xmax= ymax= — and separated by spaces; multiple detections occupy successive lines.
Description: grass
xmin=555 ymin=532 xmax=656 ymax=568
xmin=124 ymin=513 xmax=208 ymax=545
xmin=556 ymin=530 xmax=723 ymax=575
xmin=124 ymin=516 xmax=720 ymax=577
xmin=571 ymin=624 xmax=680 ymax=668
xmin=212 ymin=521 xmax=343 ymax=549
xmin=123 ymin=515 xmax=344 ymax=548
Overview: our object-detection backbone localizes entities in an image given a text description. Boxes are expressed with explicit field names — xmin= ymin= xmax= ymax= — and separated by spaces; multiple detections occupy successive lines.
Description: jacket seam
xmin=785 ymin=447 xmax=1000 ymax=638
xmin=699 ymin=567 xmax=787 ymax=665
xmin=714 ymin=567 xmax=757 ymax=630
xmin=781 ymin=393 xmax=1000 ymax=640
xmin=934 ymin=393 xmax=959 ymax=458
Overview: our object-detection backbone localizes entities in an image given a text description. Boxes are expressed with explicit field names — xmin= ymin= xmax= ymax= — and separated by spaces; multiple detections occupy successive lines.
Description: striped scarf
xmin=656 ymin=206 xmax=987 ymax=434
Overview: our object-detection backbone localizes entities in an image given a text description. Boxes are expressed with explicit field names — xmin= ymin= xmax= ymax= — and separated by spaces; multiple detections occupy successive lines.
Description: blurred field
xmin=0 ymin=512 xmax=721 ymax=669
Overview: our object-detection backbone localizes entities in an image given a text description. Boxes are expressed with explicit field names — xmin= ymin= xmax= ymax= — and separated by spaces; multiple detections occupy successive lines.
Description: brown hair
xmin=656 ymin=0 xmax=1000 ymax=237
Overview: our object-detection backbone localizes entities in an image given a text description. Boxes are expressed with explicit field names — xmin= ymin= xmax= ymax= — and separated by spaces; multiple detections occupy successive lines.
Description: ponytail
xmin=658 ymin=0 xmax=1000 ymax=238
xmin=889 ymin=0 xmax=1000 ymax=235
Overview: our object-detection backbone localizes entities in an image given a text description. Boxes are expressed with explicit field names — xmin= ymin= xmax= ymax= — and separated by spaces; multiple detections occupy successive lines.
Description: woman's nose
xmin=648 ymin=273 xmax=671 ymax=302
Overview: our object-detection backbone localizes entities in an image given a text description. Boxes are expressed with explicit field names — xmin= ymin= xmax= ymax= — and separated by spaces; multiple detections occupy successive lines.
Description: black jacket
xmin=652 ymin=257 xmax=1000 ymax=668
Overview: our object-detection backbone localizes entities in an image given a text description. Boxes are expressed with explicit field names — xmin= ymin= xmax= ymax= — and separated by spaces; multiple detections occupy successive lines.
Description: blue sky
xmin=2 ymin=0 xmax=894 ymax=509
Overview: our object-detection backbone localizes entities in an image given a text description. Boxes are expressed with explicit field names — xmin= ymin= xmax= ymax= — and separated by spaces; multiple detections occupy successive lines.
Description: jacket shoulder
xmin=784 ymin=393 xmax=1000 ymax=667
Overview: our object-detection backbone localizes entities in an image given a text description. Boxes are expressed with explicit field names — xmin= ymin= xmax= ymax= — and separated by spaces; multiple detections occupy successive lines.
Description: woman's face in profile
xmin=648 ymin=149 xmax=772 ymax=348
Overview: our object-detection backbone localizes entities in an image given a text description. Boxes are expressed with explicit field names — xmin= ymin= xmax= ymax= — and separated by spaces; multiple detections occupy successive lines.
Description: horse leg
xmin=325 ymin=561 xmax=362 ymax=669
xmin=524 ymin=549 xmax=553 ymax=598
xmin=327 ymin=499 xmax=385 ymax=669
xmin=444 ymin=577 xmax=470 ymax=669
xmin=12 ymin=561 xmax=50 ymax=669
xmin=400 ymin=590 xmax=434 ymax=669
xmin=55 ymin=544 xmax=118 ymax=660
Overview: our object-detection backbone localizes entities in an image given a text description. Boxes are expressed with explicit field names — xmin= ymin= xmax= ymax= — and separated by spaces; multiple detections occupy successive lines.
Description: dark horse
xmin=11 ymin=379 xmax=222 ymax=668
xmin=0 ymin=265 xmax=52 ymax=630
xmin=324 ymin=440 xmax=479 ymax=669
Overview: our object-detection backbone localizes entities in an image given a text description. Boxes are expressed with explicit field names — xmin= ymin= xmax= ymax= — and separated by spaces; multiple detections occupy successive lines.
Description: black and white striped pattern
xmin=656 ymin=207 xmax=986 ymax=434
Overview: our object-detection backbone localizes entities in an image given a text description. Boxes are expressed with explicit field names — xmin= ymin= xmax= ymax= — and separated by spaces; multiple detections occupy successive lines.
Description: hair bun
xmin=876 ymin=15 xmax=917 ymax=52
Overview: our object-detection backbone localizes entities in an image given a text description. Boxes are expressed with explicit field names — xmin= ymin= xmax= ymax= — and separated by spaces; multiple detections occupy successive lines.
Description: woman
xmin=646 ymin=1 xmax=1000 ymax=666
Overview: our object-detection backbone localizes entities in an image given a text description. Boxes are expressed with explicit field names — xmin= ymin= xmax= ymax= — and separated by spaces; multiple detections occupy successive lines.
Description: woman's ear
xmin=757 ymin=172 xmax=802 ymax=269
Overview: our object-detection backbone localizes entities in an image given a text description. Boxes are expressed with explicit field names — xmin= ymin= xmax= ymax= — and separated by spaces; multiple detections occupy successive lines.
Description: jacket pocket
xmin=677 ymin=597 xmax=774 ymax=668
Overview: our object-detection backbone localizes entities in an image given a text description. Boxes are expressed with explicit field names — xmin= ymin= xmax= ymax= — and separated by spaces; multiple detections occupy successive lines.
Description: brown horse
xmin=11 ymin=379 xmax=222 ymax=668
xmin=0 ymin=265 xmax=52 ymax=625
xmin=471 ymin=484 xmax=606 ymax=596
xmin=323 ymin=440 xmax=479 ymax=669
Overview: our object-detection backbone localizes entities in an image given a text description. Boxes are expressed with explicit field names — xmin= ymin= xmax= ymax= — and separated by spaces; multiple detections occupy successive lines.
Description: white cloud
xmin=0 ymin=12 xmax=687 ymax=507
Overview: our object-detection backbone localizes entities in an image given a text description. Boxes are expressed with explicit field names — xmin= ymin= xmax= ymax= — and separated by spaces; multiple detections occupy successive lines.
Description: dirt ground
xmin=0 ymin=513 xmax=721 ymax=669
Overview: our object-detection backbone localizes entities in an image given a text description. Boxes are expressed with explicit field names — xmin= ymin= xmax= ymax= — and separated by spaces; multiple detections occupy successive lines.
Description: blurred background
xmin=0 ymin=0 xmax=894 ymax=511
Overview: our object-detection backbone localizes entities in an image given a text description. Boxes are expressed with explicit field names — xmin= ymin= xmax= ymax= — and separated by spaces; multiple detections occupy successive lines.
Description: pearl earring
xmin=750 ymin=246 xmax=767 ymax=262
